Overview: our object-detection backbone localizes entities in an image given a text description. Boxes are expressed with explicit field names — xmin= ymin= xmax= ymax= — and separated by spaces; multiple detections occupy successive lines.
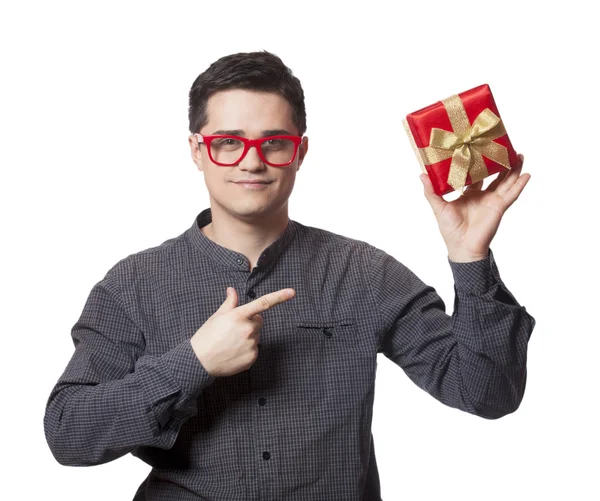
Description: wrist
xmin=447 ymin=248 xmax=489 ymax=263
xmin=191 ymin=338 xmax=215 ymax=376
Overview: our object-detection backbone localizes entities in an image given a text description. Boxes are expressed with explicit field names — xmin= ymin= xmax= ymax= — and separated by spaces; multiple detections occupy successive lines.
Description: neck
xmin=202 ymin=202 xmax=290 ymax=270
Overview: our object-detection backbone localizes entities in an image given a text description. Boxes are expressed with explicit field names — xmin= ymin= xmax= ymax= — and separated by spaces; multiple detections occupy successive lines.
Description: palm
xmin=421 ymin=154 xmax=530 ymax=262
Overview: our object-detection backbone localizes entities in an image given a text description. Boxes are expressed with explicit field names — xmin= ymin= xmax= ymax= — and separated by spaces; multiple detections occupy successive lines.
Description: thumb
xmin=420 ymin=173 xmax=446 ymax=216
xmin=215 ymin=287 xmax=238 ymax=315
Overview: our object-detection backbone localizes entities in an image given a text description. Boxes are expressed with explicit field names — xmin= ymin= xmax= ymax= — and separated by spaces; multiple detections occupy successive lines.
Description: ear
xmin=188 ymin=134 xmax=204 ymax=172
xmin=297 ymin=136 xmax=309 ymax=171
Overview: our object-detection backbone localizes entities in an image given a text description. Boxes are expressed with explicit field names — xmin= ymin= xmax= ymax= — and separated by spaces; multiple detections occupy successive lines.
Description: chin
xmin=224 ymin=201 xmax=274 ymax=220
xmin=211 ymin=190 xmax=288 ymax=220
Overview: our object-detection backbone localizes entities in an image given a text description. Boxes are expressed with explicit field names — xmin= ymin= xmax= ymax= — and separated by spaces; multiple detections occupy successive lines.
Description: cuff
xmin=448 ymin=248 xmax=502 ymax=293
xmin=159 ymin=339 xmax=216 ymax=399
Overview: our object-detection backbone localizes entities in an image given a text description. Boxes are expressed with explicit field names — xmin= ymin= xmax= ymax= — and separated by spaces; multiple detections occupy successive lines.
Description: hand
xmin=420 ymin=153 xmax=530 ymax=262
xmin=191 ymin=287 xmax=296 ymax=377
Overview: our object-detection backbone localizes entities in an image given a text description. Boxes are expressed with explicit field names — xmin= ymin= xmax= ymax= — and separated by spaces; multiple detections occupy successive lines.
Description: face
xmin=189 ymin=89 xmax=308 ymax=223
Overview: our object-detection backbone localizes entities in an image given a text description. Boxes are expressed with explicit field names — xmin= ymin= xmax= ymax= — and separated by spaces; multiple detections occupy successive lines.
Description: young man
xmin=44 ymin=50 xmax=535 ymax=501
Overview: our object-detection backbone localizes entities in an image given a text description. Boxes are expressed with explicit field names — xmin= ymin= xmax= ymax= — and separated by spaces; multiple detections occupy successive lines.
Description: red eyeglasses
xmin=194 ymin=133 xmax=303 ymax=167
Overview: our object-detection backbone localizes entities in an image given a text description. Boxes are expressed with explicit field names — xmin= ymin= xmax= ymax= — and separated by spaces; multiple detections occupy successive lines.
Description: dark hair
xmin=188 ymin=50 xmax=306 ymax=135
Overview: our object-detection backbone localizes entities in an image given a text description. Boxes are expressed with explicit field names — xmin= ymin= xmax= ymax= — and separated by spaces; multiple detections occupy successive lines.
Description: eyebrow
xmin=211 ymin=129 xmax=293 ymax=136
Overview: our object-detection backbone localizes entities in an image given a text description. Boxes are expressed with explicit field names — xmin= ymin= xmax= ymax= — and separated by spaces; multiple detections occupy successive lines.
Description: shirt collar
xmin=185 ymin=207 xmax=298 ymax=271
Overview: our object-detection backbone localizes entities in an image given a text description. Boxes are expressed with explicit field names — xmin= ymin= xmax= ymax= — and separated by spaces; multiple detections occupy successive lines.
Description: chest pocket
xmin=296 ymin=317 xmax=373 ymax=357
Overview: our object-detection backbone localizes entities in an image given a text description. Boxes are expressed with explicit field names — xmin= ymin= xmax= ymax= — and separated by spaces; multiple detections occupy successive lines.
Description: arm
xmin=43 ymin=273 xmax=216 ymax=466
xmin=369 ymin=246 xmax=535 ymax=419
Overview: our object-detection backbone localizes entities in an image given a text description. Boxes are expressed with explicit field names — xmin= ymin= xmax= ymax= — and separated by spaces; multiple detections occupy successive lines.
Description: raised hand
xmin=191 ymin=287 xmax=296 ymax=377
xmin=420 ymin=153 xmax=530 ymax=262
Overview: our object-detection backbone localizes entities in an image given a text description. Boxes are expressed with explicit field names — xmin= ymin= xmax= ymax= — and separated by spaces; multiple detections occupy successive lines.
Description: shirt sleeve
xmin=43 ymin=269 xmax=216 ymax=466
xmin=368 ymin=246 xmax=536 ymax=419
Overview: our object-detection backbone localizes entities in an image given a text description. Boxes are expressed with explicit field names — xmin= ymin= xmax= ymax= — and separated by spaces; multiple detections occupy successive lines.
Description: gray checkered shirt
xmin=44 ymin=207 xmax=535 ymax=500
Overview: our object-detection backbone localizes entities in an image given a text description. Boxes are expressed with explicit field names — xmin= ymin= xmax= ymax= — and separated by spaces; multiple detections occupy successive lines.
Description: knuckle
xmin=232 ymin=308 xmax=245 ymax=321
xmin=259 ymin=297 xmax=271 ymax=310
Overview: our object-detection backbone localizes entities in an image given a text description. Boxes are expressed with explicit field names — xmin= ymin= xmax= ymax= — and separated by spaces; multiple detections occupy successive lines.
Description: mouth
xmin=233 ymin=180 xmax=273 ymax=184
xmin=232 ymin=180 xmax=273 ymax=190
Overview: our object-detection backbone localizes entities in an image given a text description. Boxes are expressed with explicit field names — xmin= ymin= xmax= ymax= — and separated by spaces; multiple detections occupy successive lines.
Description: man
xmin=44 ymin=50 xmax=535 ymax=500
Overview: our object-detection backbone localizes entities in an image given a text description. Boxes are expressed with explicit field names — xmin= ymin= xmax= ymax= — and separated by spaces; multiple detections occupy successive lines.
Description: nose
xmin=238 ymin=144 xmax=266 ymax=172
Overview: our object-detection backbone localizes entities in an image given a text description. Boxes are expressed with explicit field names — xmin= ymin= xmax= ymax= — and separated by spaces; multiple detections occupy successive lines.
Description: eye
xmin=216 ymin=138 xmax=236 ymax=146
xmin=213 ymin=138 xmax=243 ymax=150
xmin=263 ymin=138 xmax=286 ymax=149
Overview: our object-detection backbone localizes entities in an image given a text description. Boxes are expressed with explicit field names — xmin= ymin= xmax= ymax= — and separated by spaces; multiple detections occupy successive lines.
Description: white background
xmin=1 ymin=0 xmax=598 ymax=499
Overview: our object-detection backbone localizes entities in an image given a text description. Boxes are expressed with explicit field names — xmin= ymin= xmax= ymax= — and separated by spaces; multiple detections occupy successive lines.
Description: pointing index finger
xmin=239 ymin=288 xmax=296 ymax=318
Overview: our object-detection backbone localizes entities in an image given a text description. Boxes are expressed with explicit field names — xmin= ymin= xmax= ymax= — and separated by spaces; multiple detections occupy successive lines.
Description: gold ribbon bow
xmin=419 ymin=94 xmax=511 ymax=192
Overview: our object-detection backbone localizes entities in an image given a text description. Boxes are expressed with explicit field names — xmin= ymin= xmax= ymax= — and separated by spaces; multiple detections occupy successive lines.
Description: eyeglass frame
xmin=194 ymin=133 xmax=304 ymax=167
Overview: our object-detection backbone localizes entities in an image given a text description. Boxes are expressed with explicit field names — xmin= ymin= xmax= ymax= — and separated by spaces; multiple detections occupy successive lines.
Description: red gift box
xmin=403 ymin=84 xmax=519 ymax=196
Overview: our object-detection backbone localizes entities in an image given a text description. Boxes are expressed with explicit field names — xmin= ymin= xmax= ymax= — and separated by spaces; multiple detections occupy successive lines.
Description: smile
xmin=233 ymin=181 xmax=272 ymax=189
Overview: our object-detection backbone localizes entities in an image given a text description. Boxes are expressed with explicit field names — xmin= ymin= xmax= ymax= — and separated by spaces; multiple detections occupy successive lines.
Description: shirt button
xmin=236 ymin=258 xmax=243 ymax=264
xmin=262 ymin=451 xmax=271 ymax=460
xmin=323 ymin=328 xmax=332 ymax=338
xmin=248 ymin=290 xmax=256 ymax=299
xmin=258 ymin=397 xmax=267 ymax=406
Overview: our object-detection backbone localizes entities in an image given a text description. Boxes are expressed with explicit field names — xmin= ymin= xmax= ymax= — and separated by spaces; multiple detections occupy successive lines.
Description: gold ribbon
xmin=418 ymin=94 xmax=511 ymax=192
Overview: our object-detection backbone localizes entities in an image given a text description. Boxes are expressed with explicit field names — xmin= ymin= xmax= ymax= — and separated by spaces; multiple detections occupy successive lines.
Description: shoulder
xmin=291 ymin=220 xmax=384 ymax=268
xmin=291 ymin=220 xmax=415 ymax=279
xmin=101 ymin=227 xmax=191 ymax=292
xmin=293 ymin=220 xmax=373 ymax=252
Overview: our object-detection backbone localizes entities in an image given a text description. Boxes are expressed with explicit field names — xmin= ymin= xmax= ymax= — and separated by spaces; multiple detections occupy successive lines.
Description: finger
xmin=485 ymin=169 xmax=509 ymax=192
xmin=215 ymin=287 xmax=238 ymax=315
xmin=248 ymin=318 xmax=263 ymax=345
xmin=238 ymin=288 xmax=296 ymax=318
xmin=420 ymin=173 xmax=446 ymax=216
xmin=497 ymin=163 xmax=523 ymax=197
xmin=254 ymin=329 xmax=261 ymax=347
xmin=250 ymin=313 xmax=264 ymax=330
xmin=486 ymin=153 xmax=523 ymax=193
xmin=466 ymin=179 xmax=484 ymax=191
xmin=501 ymin=172 xmax=531 ymax=208
xmin=496 ymin=154 xmax=524 ymax=197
